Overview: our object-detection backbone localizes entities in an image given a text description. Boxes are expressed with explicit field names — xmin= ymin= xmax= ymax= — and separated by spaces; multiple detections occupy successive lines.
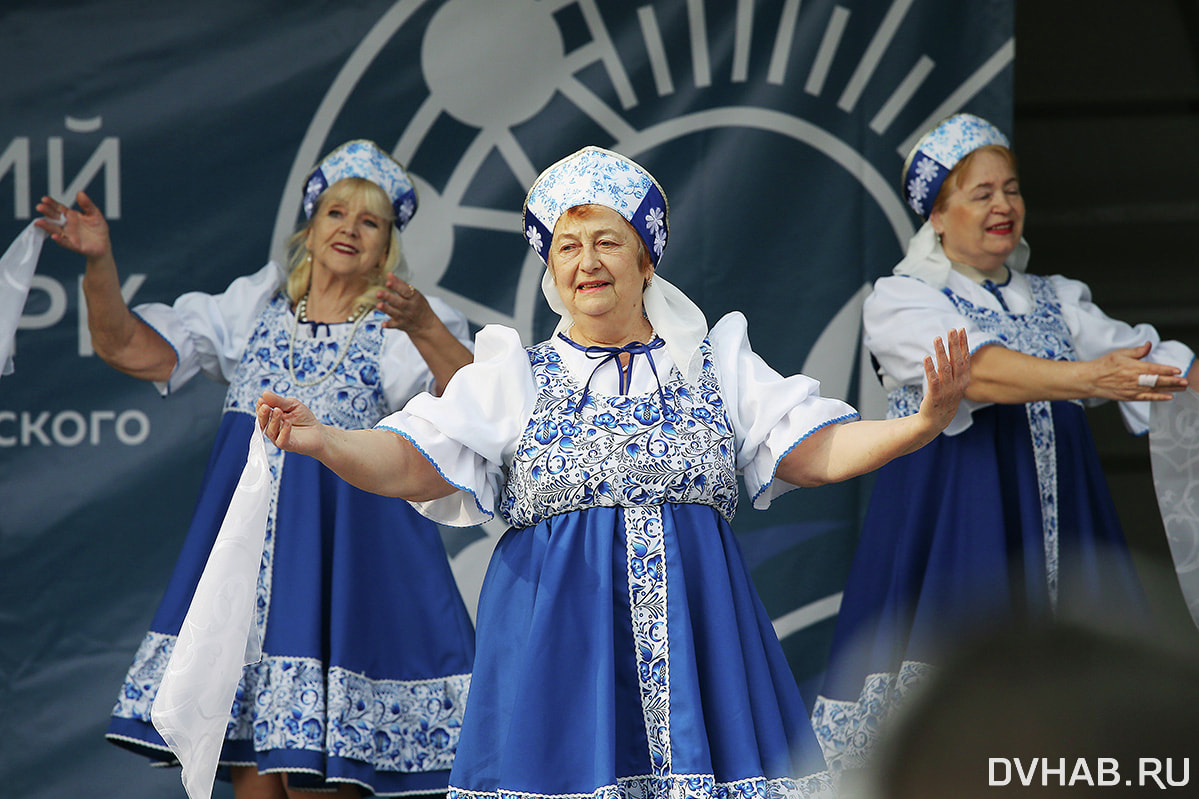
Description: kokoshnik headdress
xmin=523 ymin=145 xmax=709 ymax=384
xmin=895 ymin=114 xmax=1028 ymax=286
xmin=302 ymin=140 xmax=418 ymax=231
xmin=901 ymin=113 xmax=1010 ymax=219
xmin=523 ymin=145 xmax=670 ymax=266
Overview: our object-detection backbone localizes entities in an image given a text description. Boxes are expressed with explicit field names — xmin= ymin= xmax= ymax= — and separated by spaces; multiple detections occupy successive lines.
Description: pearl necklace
xmin=288 ymin=294 xmax=370 ymax=388
xmin=295 ymin=294 xmax=367 ymax=323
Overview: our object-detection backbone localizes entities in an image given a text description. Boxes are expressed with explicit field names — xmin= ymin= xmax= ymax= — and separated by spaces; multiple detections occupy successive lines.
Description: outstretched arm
xmin=36 ymin=191 xmax=176 ymax=381
xmin=777 ymin=328 xmax=970 ymax=487
xmin=256 ymin=391 xmax=455 ymax=500
xmin=967 ymin=342 xmax=1188 ymax=405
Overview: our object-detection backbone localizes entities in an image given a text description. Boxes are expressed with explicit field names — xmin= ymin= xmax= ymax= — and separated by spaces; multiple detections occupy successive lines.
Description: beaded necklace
xmin=287 ymin=294 xmax=369 ymax=388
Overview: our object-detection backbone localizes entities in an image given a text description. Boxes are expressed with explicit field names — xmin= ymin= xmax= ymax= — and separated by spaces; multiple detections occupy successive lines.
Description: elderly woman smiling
xmin=258 ymin=146 xmax=969 ymax=799
xmin=812 ymin=114 xmax=1198 ymax=776
xmin=37 ymin=139 xmax=477 ymax=798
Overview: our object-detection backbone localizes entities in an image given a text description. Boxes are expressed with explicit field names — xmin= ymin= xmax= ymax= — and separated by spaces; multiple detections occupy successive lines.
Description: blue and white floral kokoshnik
xmin=523 ymin=145 xmax=669 ymax=266
xmin=303 ymin=139 xmax=418 ymax=231
xmin=524 ymin=146 xmax=710 ymax=385
xmin=902 ymin=113 xmax=1009 ymax=219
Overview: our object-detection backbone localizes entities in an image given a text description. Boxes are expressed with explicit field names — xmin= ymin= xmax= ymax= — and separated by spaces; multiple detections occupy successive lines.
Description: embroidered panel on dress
xmin=498 ymin=337 xmax=738 ymax=528
xmin=498 ymin=337 xmax=738 ymax=782
xmin=885 ymin=275 xmax=1076 ymax=607
xmin=810 ymin=660 xmax=935 ymax=773
xmin=625 ymin=504 xmax=671 ymax=776
xmin=447 ymin=770 xmax=835 ymax=799
xmin=221 ymin=292 xmax=393 ymax=637
xmin=112 ymin=631 xmax=469 ymax=773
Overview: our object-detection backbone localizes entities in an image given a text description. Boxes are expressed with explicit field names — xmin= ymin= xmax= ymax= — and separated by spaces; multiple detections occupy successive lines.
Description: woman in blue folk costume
xmin=812 ymin=114 xmax=1198 ymax=775
xmin=256 ymin=145 xmax=971 ymax=799
xmin=37 ymin=141 xmax=478 ymax=798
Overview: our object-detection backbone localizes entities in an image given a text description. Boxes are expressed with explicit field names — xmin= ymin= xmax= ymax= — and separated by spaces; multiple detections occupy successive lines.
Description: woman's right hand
xmin=34 ymin=191 xmax=112 ymax=260
xmin=257 ymin=390 xmax=325 ymax=456
xmin=1088 ymin=342 xmax=1187 ymax=402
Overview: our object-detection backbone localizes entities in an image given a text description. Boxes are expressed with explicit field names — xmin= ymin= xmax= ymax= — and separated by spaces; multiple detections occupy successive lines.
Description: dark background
xmin=1014 ymin=0 xmax=1199 ymax=639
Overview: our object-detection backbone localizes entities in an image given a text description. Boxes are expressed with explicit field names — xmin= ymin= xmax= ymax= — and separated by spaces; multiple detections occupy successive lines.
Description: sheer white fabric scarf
xmin=0 ymin=221 xmax=50 ymax=378
xmin=152 ymin=428 xmax=271 ymax=799
xmin=1149 ymin=389 xmax=1199 ymax=631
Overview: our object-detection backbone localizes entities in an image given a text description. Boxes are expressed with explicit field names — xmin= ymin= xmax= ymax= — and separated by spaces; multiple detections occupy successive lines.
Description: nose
xmin=992 ymin=193 xmax=1012 ymax=213
xmin=579 ymin=243 xmax=601 ymax=271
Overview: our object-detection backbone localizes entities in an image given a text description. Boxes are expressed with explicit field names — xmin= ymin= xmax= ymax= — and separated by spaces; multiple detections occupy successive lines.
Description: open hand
xmin=917 ymin=327 xmax=971 ymax=432
xmin=1091 ymin=342 xmax=1187 ymax=401
xmin=35 ymin=191 xmax=111 ymax=259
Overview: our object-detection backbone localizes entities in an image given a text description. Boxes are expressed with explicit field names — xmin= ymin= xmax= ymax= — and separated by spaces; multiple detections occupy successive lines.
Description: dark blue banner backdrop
xmin=0 ymin=2 xmax=1012 ymax=797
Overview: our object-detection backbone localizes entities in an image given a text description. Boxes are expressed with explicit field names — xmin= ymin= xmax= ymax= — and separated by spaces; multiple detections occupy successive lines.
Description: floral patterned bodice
xmin=886 ymin=272 xmax=1078 ymax=608
xmin=223 ymin=292 xmax=391 ymax=429
xmin=887 ymin=274 xmax=1078 ymax=418
xmin=498 ymin=337 xmax=739 ymax=528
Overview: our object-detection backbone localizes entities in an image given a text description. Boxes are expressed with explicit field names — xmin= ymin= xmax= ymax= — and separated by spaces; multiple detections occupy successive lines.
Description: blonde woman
xmin=38 ymin=140 xmax=476 ymax=799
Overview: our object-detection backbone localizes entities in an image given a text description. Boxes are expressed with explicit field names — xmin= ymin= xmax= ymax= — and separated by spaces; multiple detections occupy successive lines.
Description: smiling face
xmin=548 ymin=204 xmax=653 ymax=342
xmin=930 ymin=147 xmax=1024 ymax=273
xmin=304 ymin=178 xmax=393 ymax=291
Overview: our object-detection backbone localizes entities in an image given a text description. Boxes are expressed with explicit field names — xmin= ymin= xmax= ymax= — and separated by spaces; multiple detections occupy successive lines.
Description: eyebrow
xmin=556 ymin=227 xmax=627 ymax=240
xmin=968 ymin=177 xmax=1019 ymax=192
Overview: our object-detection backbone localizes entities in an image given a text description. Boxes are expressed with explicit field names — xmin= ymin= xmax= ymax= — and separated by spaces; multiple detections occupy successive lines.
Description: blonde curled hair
xmin=285 ymin=177 xmax=409 ymax=309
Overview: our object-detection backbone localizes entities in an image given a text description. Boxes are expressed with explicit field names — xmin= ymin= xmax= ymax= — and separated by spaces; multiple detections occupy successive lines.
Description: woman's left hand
xmin=376 ymin=274 xmax=435 ymax=333
xmin=917 ymin=327 xmax=971 ymax=432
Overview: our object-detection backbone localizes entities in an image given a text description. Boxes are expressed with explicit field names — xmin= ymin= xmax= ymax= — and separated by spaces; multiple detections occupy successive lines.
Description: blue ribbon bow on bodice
xmin=981 ymin=278 xmax=1011 ymax=312
xmin=558 ymin=333 xmax=670 ymax=415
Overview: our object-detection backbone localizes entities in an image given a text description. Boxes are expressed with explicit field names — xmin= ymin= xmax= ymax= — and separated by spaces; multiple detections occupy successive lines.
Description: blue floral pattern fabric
xmin=107 ymin=291 xmax=474 ymax=795
xmin=303 ymin=139 xmax=418 ymax=231
xmin=500 ymin=338 xmax=737 ymax=781
xmin=221 ymin=294 xmax=394 ymax=634
xmin=224 ymin=293 xmax=391 ymax=425
xmin=469 ymin=339 xmax=833 ymax=799
xmin=522 ymin=146 xmax=669 ymax=266
xmin=114 ymin=633 xmax=468 ymax=774
xmin=903 ymin=113 xmax=1009 ymax=218
xmin=499 ymin=339 xmax=738 ymax=529
xmin=810 ymin=660 xmax=933 ymax=773
xmin=886 ymin=274 xmax=1077 ymax=605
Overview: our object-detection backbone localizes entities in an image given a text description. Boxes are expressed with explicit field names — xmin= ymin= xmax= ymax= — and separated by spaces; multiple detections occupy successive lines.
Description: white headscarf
xmin=893 ymin=221 xmax=1031 ymax=288
xmin=539 ymin=269 xmax=709 ymax=384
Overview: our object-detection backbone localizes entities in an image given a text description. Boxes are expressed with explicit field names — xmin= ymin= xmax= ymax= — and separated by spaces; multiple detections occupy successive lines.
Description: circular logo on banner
xmin=275 ymin=0 xmax=1011 ymax=640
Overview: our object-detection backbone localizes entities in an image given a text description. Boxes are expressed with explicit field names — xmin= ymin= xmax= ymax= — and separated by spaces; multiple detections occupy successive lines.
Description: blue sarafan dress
xmin=811 ymin=236 xmax=1196 ymax=773
xmin=378 ymin=312 xmax=857 ymax=799
xmin=105 ymin=264 xmax=477 ymax=796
